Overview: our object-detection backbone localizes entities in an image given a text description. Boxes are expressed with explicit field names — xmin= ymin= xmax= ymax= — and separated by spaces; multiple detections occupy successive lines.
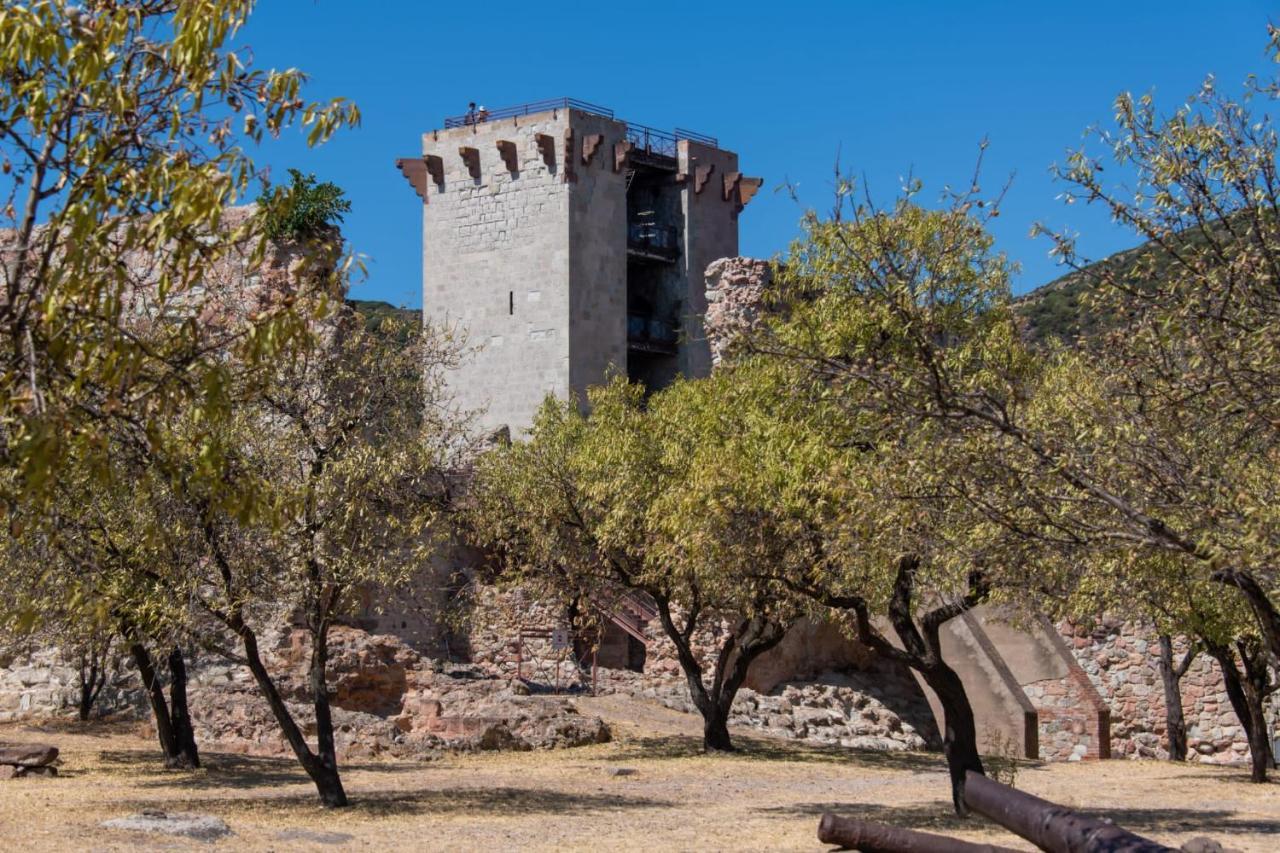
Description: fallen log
xmin=0 ymin=744 xmax=58 ymax=767
xmin=817 ymin=813 xmax=1021 ymax=852
xmin=963 ymin=771 xmax=1173 ymax=853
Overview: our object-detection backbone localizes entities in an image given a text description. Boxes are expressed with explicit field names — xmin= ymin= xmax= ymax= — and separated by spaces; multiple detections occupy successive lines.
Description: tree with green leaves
xmin=747 ymin=79 xmax=1280 ymax=784
xmin=144 ymin=309 xmax=466 ymax=806
xmin=0 ymin=450 xmax=205 ymax=768
xmin=1023 ymin=29 xmax=1280 ymax=665
xmin=722 ymin=180 xmax=1035 ymax=812
xmin=470 ymin=375 xmax=807 ymax=752
xmin=0 ymin=0 xmax=359 ymax=516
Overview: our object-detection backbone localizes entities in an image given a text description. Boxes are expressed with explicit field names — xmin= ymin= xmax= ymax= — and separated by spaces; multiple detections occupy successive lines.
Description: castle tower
xmin=397 ymin=98 xmax=761 ymax=434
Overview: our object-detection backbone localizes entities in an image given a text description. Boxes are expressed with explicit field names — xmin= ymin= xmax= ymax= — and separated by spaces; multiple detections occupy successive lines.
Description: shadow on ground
xmin=605 ymin=732 xmax=946 ymax=773
xmin=12 ymin=717 xmax=141 ymax=739
xmin=109 ymin=785 xmax=675 ymax=819
xmin=1092 ymin=807 xmax=1280 ymax=838
xmin=93 ymin=749 xmax=428 ymax=790
xmin=88 ymin=749 xmax=675 ymax=818
xmin=764 ymin=800 xmax=980 ymax=833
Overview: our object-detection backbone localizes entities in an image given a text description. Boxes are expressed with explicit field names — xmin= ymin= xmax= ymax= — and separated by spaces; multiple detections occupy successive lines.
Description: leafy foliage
xmin=260 ymin=169 xmax=352 ymax=241
xmin=347 ymin=299 xmax=420 ymax=343
xmin=0 ymin=0 xmax=360 ymax=517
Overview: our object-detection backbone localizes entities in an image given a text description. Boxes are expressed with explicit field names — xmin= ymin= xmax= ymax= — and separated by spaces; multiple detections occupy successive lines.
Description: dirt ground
xmin=0 ymin=694 xmax=1276 ymax=851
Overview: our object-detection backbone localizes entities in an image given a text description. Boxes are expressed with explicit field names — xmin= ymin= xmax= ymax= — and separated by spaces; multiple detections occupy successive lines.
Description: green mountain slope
xmin=346 ymin=299 xmax=420 ymax=343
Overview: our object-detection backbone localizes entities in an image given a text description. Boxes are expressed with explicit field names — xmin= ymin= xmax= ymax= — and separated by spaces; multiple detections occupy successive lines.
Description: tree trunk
xmin=234 ymin=617 xmax=348 ymax=807
xmin=1156 ymin=635 xmax=1189 ymax=762
xmin=165 ymin=648 xmax=200 ymax=770
xmin=919 ymin=661 xmax=986 ymax=817
xmin=128 ymin=640 xmax=178 ymax=760
xmin=308 ymin=625 xmax=347 ymax=806
xmin=77 ymin=645 xmax=108 ymax=722
xmin=1208 ymin=643 xmax=1270 ymax=783
xmin=654 ymin=597 xmax=785 ymax=754
xmin=702 ymin=710 xmax=734 ymax=752
xmin=875 ymin=556 xmax=987 ymax=816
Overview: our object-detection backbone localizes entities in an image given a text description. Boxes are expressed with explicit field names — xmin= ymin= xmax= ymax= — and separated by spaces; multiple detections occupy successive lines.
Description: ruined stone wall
xmin=1061 ymin=620 xmax=1278 ymax=764
xmin=1023 ymin=665 xmax=1110 ymax=762
xmin=703 ymin=256 xmax=772 ymax=367
xmin=0 ymin=642 xmax=143 ymax=722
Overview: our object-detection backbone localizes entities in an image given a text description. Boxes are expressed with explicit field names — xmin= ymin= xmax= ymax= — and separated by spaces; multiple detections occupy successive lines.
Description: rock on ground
xmin=0 ymin=743 xmax=58 ymax=766
xmin=101 ymin=811 xmax=233 ymax=841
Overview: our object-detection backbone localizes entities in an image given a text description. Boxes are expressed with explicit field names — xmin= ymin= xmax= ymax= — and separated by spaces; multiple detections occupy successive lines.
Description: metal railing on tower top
xmin=442 ymin=97 xmax=718 ymax=150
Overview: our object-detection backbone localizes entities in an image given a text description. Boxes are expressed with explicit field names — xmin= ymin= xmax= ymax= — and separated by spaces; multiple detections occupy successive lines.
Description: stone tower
xmin=397 ymin=98 xmax=761 ymax=434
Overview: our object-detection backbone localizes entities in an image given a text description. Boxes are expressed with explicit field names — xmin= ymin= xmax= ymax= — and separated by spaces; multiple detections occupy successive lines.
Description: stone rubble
xmin=595 ymin=667 xmax=938 ymax=753
xmin=185 ymin=626 xmax=610 ymax=760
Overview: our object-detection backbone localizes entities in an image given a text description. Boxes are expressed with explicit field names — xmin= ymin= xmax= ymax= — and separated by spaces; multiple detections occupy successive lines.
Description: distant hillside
xmin=346 ymin=299 xmax=420 ymax=343
xmin=1015 ymin=232 xmax=1210 ymax=345
xmin=1013 ymin=249 xmax=1142 ymax=345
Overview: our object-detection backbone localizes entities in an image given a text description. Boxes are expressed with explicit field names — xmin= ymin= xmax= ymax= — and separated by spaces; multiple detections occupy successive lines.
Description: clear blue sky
xmin=239 ymin=1 xmax=1274 ymax=307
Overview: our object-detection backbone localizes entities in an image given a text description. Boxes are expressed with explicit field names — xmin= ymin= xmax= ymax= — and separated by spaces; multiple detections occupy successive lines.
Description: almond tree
xmin=0 ymin=455 xmax=204 ymax=767
xmin=469 ymin=376 xmax=802 ymax=752
xmin=141 ymin=310 xmax=467 ymax=806
xmin=1027 ymin=29 xmax=1280 ymax=661
xmin=0 ymin=0 xmax=359 ymax=514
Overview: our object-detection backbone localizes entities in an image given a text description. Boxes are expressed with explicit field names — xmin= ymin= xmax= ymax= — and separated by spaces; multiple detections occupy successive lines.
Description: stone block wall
xmin=416 ymin=107 xmax=643 ymax=435
xmin=419 ymin=111 xmax=577 ymax=435
xmin=1023 ymin=665 xmax=1110 ymax=761
xmin=1061 ymin=620 xmax=1277 ymax=764
xmin=0 ymin=642 xmax=143 ymax=722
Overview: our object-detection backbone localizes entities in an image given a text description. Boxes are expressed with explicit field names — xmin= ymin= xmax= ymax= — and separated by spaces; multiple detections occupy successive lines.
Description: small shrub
xmin=259 ymin=168 xmax=351 ymax=241
xmin=982 ymin=723 xmax=1022 ymax=788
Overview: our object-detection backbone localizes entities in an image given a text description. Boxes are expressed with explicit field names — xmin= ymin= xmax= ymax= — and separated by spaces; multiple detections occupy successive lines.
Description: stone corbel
xmin=395 ymin=158 xmax=430 ymax=202
xmin=535 ymin=133 xmax=556 ymax=168
xmin=582 ymin=133 xmax=604 ymax=166
xmin=459 ymin=146 xmax=480 ymax=179
xmin=694 ymin=163 xmax=715 ymax=194
xmin=562 ymin=128 xmax=576 ymax=183
xmin=496 ymin=139 xmax=518 ymax=173
xmin=425 ymin=154 xmax=444 ymax=188
xmin=722 ymin=171 xmax=742 ymax=202
xmin=738 ymin=176 xmax=764 ymax=208
xmin=613 ymin=140 xmax=634 ymax=173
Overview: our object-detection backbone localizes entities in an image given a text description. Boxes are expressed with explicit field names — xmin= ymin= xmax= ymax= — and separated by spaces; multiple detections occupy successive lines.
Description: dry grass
xmin=1 ymin=696 xmax=1278 ymax=851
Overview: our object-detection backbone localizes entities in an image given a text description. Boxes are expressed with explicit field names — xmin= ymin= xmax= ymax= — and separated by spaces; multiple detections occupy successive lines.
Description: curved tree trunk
xmin=918 ymin=661 xmax=986 ymax=816
xmin=1208 ymin=642 xmax=1271 ymax=783
xmin=234 ymin=617 xmax=348 ymax=806
xmin=655 ymin=597 xmax=786 ymax=753
xmin=127 ymin=639 xmax=178 ymax=760
xmin=1156 ymin=634 xmax=1190 ymax=762
xmin=843 ymin=555 xmax=989 ymax=817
